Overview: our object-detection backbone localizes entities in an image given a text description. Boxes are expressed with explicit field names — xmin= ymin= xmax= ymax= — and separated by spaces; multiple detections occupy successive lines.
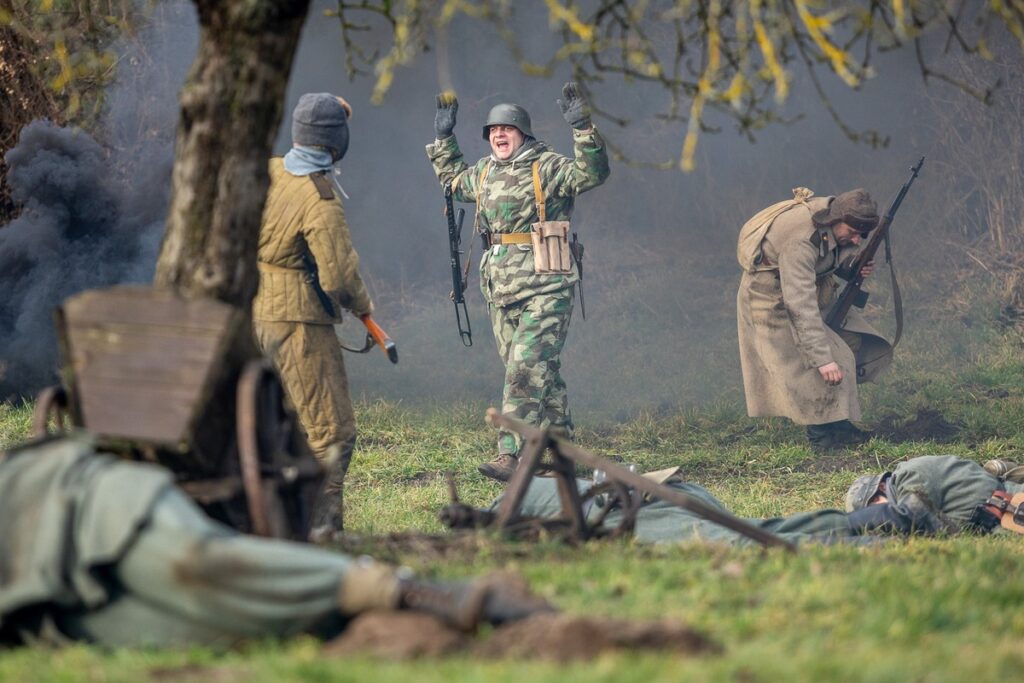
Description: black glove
xmin=438 ymin=502 xmax=496 ymax=529
xmin=966 ymin=504 xmax=1001 ymax=534
xmin=434 ymin=92 xmax=459 ymax=139
xmin=557 ymin=81 xmax=592 ymax=130
xmin=398 ymin=573 xmax=556 ymax=631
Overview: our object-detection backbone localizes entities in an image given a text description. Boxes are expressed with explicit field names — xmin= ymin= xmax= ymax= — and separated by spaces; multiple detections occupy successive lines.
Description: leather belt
xmin=482 ymin=232 xmax=533 ymax=248
xmin=984 ymin=490 xmax=1017 ymax=519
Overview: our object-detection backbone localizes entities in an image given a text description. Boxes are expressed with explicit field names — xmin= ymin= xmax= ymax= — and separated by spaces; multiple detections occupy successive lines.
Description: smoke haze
xmin=1 ymin=1 xmax=1021 ymax=421
xmin=0 ymin=1 xmax=195 ymax=400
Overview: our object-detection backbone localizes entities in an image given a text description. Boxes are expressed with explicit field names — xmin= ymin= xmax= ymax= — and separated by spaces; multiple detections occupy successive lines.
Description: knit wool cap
xmin=812 ymin=188 xmax=880 ymax=233
xmin=292 ymin=93 xmax=349 ymax=161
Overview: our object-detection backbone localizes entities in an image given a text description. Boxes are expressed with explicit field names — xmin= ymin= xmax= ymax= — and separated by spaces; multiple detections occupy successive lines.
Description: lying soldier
xmin=843 ymin=454 xmax=1024 ymax=535
xmin=0 ymin=435 xmax=553 ymax=647
xmin=442 ymin=455 xmax=1024 ymax=545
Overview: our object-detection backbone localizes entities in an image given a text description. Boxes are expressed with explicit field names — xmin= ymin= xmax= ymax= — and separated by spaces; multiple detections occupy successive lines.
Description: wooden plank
xmin=79 ymin=379 xmax=197 ymax=443
xmin=64 ymin=286 xmax=234 ymax=332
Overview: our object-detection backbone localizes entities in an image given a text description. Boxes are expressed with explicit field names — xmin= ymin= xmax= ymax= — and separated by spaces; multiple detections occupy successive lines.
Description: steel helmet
xmin=482 ymin=103 xmax=533 ymax=140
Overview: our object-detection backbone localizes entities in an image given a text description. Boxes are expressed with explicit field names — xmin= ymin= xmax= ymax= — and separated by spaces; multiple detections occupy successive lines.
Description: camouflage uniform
xmin=426 ymin=130 xmax=610 ymax=456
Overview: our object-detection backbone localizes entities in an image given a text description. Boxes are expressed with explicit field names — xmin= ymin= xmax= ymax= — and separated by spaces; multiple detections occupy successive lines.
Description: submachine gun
xmin=444 ymin=181 xmax=472 ymax=346
xmin=824 ymin=157 xmax=924 ymax=346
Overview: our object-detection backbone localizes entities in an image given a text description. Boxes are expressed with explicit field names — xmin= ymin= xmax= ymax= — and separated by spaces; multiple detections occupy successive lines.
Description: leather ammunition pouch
xmin=981 ymin=490 xmax=1024 ymax=535
xmin=530 ymin=161 xmax=573 ymax=274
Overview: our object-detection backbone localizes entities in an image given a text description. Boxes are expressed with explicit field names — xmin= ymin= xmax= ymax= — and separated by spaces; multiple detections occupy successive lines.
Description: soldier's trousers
xmin=254 ymin=320 xmax=356 ymax=528
xmin=487 ymin=287 xmax=575 ymax=455
xmin=53 ymin=485 xmax=356 ymax=647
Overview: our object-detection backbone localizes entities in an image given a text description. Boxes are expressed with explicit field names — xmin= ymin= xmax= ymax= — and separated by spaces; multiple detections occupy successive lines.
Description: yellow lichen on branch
xmin=544 ymin=0 xmax=595 ymax=42
xmin=794 ymin=0 xmax=861 ymax=87
xmin=681 ymin=0 xmax=722 ymax=172
xmin=751 ymin=0 xmax=789 ymax=102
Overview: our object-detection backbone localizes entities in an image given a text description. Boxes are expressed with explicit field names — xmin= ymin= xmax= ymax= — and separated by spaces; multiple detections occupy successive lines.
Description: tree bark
xmin=154 ymin=0 xmax=311 ymax=310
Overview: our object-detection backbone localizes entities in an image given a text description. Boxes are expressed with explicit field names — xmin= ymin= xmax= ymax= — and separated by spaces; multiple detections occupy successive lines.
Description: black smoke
xmin=0 ymin=121 xmax=168 ymax=399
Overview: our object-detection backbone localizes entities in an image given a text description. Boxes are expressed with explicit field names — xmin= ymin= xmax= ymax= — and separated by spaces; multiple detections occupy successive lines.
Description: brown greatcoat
xmin=736 ymin=194 xmax=892 ymax=425
xmin=253 ymin=158 xmax=373 ymax=459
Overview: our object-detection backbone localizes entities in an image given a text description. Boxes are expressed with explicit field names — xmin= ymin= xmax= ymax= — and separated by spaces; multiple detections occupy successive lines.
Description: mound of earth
xmin=324 ymin=611 xmax=720 ymax=661
xmin=874 ymin=408 xmax=961 ymax=443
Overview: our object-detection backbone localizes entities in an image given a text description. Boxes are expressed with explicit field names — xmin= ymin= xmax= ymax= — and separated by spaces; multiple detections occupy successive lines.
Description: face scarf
xmin=283 ymin=144 xmax=335 ymax=176
xmin=282 ymin=145 xmax=349 ymax=198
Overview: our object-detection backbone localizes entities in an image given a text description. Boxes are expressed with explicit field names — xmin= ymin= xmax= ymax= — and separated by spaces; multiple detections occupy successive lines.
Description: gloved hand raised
xmin=557 ymin=81 xmax=592 ymax=130
xmin=434 ymin=92 xmax=459 ymax=139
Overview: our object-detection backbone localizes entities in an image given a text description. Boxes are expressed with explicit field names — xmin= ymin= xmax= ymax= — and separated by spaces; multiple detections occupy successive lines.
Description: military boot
xmin=397 ymin=572 xmax=556 ymax=631
xmin=478 ymin=453 xmax=519 ymax=482
xmin=830 ymin=420 xmax=873 ymax=445
xmin=806 ymin=424 xmax=842 ymax=454
xmin=308 ymin=441 xmax=352 ymax=542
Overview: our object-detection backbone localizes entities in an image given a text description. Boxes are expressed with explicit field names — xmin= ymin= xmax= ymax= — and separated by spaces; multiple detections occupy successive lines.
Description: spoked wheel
xmin=579 ymin=479 xmax=641 ymax=539
xmin=32 ymin=386 xmax=70 ymax=438
xmin=236 ymin=361 xmax=290 ymax=538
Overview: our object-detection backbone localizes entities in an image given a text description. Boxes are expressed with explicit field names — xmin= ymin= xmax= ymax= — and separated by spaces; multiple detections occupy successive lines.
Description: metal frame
xmin=485 ymin=409 xmax=797 ymax=551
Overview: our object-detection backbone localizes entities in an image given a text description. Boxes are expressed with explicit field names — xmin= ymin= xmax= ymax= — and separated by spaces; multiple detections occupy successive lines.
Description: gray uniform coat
xmin=736 ymin=196 xmax=892 ymax=425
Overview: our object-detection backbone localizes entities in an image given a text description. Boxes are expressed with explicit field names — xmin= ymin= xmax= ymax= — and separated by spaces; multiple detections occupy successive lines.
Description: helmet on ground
xmin=844 ymin=472 xmax=889 ymax=512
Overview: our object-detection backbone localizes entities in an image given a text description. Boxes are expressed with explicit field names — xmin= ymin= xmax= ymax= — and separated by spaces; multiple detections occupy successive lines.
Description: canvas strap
xmin=461 ymin=160 xmax=493 ymax=287
xmin=531 ymin=161 xmax=546 ymax=222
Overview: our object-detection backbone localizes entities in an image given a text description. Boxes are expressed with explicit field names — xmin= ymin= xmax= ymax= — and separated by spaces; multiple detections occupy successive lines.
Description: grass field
xmin=2 ymin=324 xmax=1024 ymax=682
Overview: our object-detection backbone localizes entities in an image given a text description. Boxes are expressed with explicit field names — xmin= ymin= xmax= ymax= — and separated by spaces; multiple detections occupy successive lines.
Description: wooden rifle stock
xmin=360 ymin=314 xmax=398 ymax=364
xmin=824 ymin=158 xmax=923 ymax=331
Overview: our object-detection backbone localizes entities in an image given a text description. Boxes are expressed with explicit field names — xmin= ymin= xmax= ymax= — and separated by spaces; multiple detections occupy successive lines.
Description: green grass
xmin=3 ymin=324 xmax=1024 ymax=681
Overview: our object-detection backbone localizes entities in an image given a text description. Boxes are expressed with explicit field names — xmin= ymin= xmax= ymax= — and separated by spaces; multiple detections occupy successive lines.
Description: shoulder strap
xmin=531 ymin=161 xmax=545 ymax=222
xmin=309 ymin=171 xmax=335 ymax=200
xmin=472 ymin=161 xmax=493 ymax=235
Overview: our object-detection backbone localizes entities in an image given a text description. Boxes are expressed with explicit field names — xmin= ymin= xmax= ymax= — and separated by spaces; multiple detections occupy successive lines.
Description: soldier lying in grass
xmin=0 ymin=436 xmax=553 ymax=647
xmin=442 ymin=455 xmax=1024 ymax=544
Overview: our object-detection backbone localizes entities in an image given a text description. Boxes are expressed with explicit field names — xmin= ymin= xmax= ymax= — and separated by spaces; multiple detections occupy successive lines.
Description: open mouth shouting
xmin=488 ymin=124 xmax=524 ymax=160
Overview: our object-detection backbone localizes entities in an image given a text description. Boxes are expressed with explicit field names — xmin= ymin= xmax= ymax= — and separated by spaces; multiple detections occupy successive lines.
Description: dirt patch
xmin=402 ymin=471 xmax=436 ymax=486
xmin=149 ymin=665 xmax=243 ymax=682
xmin=324 ymin=612 xmax=466 ymax=659
xmin=478 ymin=613 xmax=721 ymax=661
xmin=874 ymin=408 xmax=962 ymax=443
xmin=332 ymin=531 xmax=536 ymax=565
xmin=324 ymin=611 xmax=720 ymax=662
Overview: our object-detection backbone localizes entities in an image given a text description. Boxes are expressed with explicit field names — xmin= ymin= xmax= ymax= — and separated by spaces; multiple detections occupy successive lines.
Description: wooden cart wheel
xmin=236 ymin=361 xmax=288 ymax=537
xmin=31 ymin=386 xmax=69 ymax=438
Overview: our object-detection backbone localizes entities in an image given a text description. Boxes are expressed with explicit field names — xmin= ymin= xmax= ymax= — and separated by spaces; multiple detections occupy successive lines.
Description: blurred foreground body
xmin=736 ymin=188 xmax=893 ymax=452
xmin=426 ymin=85 xmax=610 ymax=482
xmin=254 ymin=93 xmax=374 ymax=534
xmin=0 ymin=436 xmax=550 ymax=647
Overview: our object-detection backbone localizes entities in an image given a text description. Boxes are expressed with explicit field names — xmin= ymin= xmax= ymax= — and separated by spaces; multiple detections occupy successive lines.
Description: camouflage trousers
xmin=488 ymin=287 xmax=575 ymax=455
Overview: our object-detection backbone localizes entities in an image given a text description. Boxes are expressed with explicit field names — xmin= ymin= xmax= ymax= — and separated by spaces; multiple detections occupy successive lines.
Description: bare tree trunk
xmin=154 ymin=0 xmax=310 ymax=310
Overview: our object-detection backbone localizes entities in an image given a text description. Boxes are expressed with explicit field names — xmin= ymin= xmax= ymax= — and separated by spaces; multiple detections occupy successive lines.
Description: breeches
xmin=487 ymin=288 xmax=575 ymax=455
xmin=254 ymin=320 xmax=356 ymax=461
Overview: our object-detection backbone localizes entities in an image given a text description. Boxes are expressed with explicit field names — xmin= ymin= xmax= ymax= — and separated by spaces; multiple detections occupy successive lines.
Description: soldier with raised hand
xmin=253 ymin=93 xmax=372 ymax=536
xmin=426 ymin=83 xmax=610 ymax=482
xmin=735 ymin=188 xmax=894 ymax=453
